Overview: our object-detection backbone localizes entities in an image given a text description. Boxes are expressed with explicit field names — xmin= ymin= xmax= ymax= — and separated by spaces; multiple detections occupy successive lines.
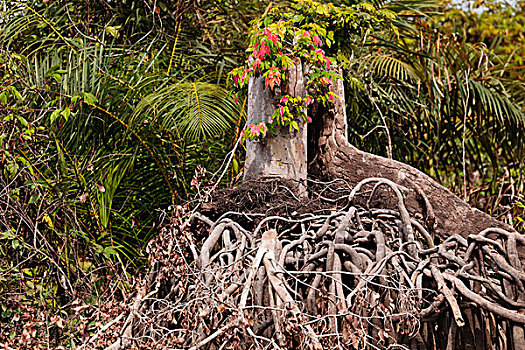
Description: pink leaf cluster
xmin=242 ymin=121 xmax=268 ymax=140
xmin=232 ymin=24 xmax=340 ymax=141
xmin=233 ymin=68 xmax=250 ymax=87
xmin=320 ymin=76 xmax=333 ymax=85
xmin=313 ymin=35 xmax=322 ymax=47
xmin=265 ymin=67 xmax=281 ymax=90
xmin=265 ymin=28 xmax=279 ymax=46
xmin=314 ymin=48 xmax=331 ymax=69
xmin=252 ymin=58 xmax=262 ymax=72
xmin=305 ymin=95 xmax=314 ymax=106
xmin=253 ymin=28 xmax=280 ymax=61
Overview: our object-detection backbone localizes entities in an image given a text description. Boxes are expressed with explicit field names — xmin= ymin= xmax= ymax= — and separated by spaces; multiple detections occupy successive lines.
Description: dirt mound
xmin=203 ymin=179 xmax=324 ymax=217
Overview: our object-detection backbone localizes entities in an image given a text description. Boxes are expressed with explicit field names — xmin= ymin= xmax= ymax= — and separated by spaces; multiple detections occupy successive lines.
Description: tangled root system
xmin=106 ymin=177 xmax=525 ymax=349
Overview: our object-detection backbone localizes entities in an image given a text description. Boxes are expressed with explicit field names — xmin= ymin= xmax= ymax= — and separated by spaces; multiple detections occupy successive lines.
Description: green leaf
xmin=45 ymin=64 xmax=61 ymax=76
xmin=95 ymin=245 xmax=103 ymax=255
xmin=29 ymin=193 xmax=41 ymax=204
xmin=0 ymin=230 xmax=16 ymax=240
xmin=16 ymin=156 xmax=33 ymax=175
xmin=9 ymin=86 xmax=23 ymax=101
xmin=81 ymin=92 xmax=98 ymax=104
xmin=105 ymin=26 xmax=121 ymax=38
xmin=50 ymin=109 xmax=61 ymax=125
xmin=103 ymin=246 xmax=118 ymax=259
xmin=232 ymin=158 xmax=239 ymax=175
xmin=5 ymin=162 xmax=19 ymax=179
xmin=11 ymin=239 xmax=20 ymax=250
xmin=16 ymin=116 xmax=28 ymax=127
xmin=61 ymin=106 xmax=71 ymax=121
xmin=51 ymin=73 xmax=62 ymax=83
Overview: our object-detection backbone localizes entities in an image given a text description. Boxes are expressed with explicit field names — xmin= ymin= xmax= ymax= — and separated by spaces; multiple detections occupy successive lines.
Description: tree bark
xmin=244 ymin=58 xmax=307 ymax=192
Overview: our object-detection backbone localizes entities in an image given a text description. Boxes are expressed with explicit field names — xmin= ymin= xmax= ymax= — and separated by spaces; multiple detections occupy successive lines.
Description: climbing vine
xmin=229 ymin=0 xmax=396 ymax=141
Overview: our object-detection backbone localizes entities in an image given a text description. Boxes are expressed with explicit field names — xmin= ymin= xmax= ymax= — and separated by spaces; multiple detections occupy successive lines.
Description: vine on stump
xmin=229 ymin=0 xmax=393 ymax=141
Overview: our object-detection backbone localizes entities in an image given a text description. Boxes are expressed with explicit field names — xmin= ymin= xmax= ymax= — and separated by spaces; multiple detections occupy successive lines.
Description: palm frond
xmin=358 ymin=54 xmax=419 ymax=82
xmin=131 ymin=82 xmax=241 ymax=141
xmin=348 ymin=24 xmax=525 ymax=189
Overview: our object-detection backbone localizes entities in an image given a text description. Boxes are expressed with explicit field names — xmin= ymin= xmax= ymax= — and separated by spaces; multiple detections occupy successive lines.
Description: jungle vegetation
xmin=0 ymin=0 xmax=524 ymax=347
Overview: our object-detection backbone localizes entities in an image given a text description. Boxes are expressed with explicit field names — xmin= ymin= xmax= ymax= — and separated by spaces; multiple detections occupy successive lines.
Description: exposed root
xmin=107 ymin=177 xmax=525 ymax=349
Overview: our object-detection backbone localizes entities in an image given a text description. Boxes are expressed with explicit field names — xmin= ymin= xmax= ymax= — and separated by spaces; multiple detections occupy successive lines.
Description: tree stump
xmin=244 ymin=58 xmax=307 ymax=194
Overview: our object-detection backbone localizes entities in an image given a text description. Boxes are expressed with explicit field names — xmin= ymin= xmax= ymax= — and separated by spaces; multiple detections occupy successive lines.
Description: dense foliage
xmin=0 ymin=0 xmax=524 ymax=347
xmin=0 ymin=0 xmax=257 ymax=346
xmin=345 ymin=0 xmax=525 ymax=215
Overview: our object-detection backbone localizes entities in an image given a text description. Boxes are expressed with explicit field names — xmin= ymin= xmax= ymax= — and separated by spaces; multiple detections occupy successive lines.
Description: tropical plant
xmin=0 ymin=0 xmax=250 ymax=346
xmin=1 ymin=0 xmax=524 ymax=347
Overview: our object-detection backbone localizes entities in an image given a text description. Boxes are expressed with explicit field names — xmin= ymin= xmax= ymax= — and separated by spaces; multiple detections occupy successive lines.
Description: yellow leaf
xmin=43 ymin=214 xmax=54 ymax=229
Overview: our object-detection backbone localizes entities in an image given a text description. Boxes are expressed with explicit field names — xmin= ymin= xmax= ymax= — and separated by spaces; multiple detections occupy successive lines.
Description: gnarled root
xmin=110 ymin=177 xmax=525 ymax=349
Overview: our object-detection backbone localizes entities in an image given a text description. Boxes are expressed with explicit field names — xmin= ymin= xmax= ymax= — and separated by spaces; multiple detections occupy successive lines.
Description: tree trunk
xmin=244 ymin=58 xmax=307 ymax=193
